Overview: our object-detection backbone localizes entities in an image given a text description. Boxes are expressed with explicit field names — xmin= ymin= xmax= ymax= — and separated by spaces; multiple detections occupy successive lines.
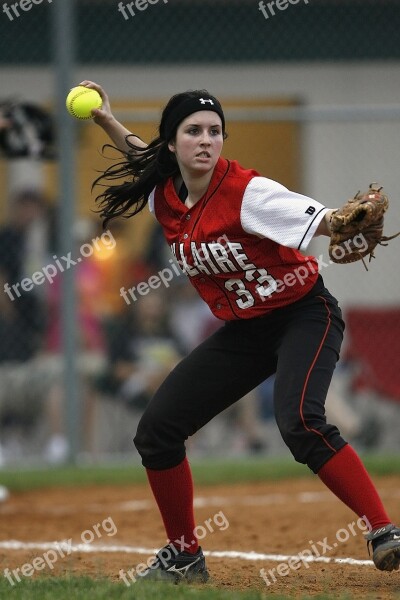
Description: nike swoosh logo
xmin=167 ymin=557 xmax=201 ymax=578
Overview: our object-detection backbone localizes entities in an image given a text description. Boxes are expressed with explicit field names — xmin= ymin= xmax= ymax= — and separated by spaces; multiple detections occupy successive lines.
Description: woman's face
xmin=168 ymin=111 xmax=224 ymax=176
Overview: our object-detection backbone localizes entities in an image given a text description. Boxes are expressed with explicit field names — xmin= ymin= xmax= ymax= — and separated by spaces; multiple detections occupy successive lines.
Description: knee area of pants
xmin=133 ymin=418 xmax=153 ymax=454
xmin=278 ymin=414 xmax=326 ymax=440
xmin=133 ymin=415 xmax=173 ymax=458
xmin=133 ymin=424 xmax=185 ymax=470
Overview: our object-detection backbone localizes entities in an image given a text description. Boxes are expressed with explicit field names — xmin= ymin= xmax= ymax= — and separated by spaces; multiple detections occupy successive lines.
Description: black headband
xmin=161 ymin=95 xmax=225 ymax=141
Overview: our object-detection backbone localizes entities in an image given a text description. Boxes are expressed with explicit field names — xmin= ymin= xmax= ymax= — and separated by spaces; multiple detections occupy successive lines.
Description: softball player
xmin=83 ymin=81 xmax=400 ymax=582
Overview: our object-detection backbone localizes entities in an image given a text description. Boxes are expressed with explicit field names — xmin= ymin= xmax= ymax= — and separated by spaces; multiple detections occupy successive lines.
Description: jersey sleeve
xmin=240 ymin=177 xmax=329 ymax=252
xmin=148 ymin=187 xmax=156 ymax=215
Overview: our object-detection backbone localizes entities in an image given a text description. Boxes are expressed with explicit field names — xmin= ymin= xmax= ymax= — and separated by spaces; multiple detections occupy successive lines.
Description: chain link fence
xmin=1 ymin=1 xmax=400 ymax=63
xmin=0 ymin=0 xmax=399 ymax=465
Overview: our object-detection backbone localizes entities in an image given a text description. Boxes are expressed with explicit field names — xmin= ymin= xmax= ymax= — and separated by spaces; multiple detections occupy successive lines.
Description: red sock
xmin=146 ymin=457 xmax=199 ymax=554
xmin=318 ymin=444 xmax=391 ymax=531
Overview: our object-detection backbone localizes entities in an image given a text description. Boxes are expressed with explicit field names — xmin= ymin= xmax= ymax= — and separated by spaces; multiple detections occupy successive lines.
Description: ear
xmin=168 ymin=140 xmax=176 ymax=153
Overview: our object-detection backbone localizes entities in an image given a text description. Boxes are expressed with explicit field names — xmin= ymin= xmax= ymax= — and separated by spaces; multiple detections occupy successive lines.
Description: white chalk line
xmin=0 ymin=540 xmax=374 ymax=568
xmin=0 ymin=490 xmax=393 ymax=570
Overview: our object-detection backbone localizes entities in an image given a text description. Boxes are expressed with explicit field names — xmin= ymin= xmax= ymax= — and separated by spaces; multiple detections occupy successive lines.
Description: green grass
xmin=1 ymin=454 xmax=399 ymax=492
xmin=0 ymin=576 xmax=355 ymax=600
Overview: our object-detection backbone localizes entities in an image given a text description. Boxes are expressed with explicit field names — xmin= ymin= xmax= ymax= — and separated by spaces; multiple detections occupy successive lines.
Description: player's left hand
xmin=329 ymin=183 xmax=400 ymax=269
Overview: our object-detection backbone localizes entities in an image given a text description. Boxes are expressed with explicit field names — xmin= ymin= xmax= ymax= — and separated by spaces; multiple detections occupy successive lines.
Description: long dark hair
xmin=93 ymin=89 xmax=225 ymax=227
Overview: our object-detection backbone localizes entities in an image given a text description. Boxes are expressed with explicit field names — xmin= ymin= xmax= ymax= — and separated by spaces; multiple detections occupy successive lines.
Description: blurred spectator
xmin=0 ymin=188 xmax=72 ymax=462
xmin=144 ymin=221 xmax=173 ymax=273
xmin=224 ymin=390 xmax=268 ymax=455
xmin=0 ymin=113 xmax=10 ymax=133
xmin=325 ymin=362 xmax=382 ymax=450
xmin=0 ymin=207 xmax=127 ymax=462
xmin=91 ymin=219 xmax=138 ymax=318
xmin=44 ymin=218 xmax=110 ymax=459
xmin=169 ymin=281 xmax=221 ymax=355
xmin=46 ymin=219 xmax=107 ymax=356
xmin=98 ymin=290 xmax=182 ymax=411
xmin=0 ymin=188 xmax=54 ymax=296
xmin=0 ymin=267 xmax=65 ymax=463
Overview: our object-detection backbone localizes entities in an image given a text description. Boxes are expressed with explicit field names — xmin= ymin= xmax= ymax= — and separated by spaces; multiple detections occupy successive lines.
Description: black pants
xmin=134 ymin=276 xmax=347 ymax=474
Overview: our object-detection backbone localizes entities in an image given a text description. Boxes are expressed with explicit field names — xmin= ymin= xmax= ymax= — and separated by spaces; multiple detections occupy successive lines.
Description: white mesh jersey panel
xmin=240 ymin=177 xmax=329 ymax=252
xmin=148 ymin=186 xmax=156 ymax=215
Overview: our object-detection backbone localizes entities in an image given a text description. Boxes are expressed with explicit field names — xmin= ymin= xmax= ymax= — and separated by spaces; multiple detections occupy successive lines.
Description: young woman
xmin=82 ymin=80 xmax=400 ymax=582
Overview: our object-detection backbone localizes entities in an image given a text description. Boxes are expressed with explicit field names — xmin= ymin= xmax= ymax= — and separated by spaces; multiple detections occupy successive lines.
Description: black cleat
xmin=365 ymin=524 xmax=400 ymax=571
xmin=139 ymin=543 xmax=209 ymax=583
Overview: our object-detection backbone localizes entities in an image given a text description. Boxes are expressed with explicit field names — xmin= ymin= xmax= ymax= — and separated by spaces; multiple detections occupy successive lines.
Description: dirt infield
xmin=0 ymin=475 xmax=399 ymax=598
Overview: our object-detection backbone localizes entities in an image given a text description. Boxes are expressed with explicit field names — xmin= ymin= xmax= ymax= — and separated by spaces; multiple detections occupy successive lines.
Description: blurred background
xmin=0 ymin=0 xmax=399 ymax=467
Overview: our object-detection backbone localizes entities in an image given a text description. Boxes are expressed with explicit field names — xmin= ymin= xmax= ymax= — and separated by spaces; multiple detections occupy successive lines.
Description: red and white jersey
xmin=149 ymin=157 xmax=329 ymax=320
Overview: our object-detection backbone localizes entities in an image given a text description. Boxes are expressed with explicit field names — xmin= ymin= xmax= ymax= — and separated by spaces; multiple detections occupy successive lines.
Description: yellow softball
xmin=66 ymin=86 xmax=102 ymax=120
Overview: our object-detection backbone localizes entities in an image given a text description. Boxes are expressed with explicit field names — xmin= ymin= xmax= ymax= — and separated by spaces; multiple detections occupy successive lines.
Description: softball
xmin=66 ymin=86 xmax=102 ymax=120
